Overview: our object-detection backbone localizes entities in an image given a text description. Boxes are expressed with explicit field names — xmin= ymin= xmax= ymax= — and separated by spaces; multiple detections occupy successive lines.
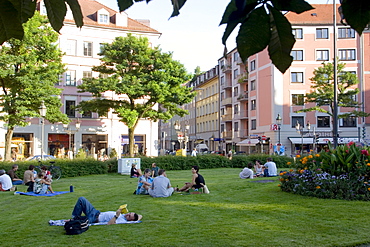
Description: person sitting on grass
xmin=23 ymin=165 xmax=35 ymax=192
xmin=177 ymin=166 xmax=205 ymax=192
xmin=239 ymin=163 xmax=254 ymax=179
xmin=254 ymin=160 xmax=264 ymax=177
xmin=69 ymin=197 xmax=142 ymax=225
xmin=136 ymin=168 xmax=153 ymax=195
xmin=7 ymin=164 xmax=23 ymax=185
xmin=130 ymin=164 xmax=142 ymax=178
xmin=0 ymin=169 xmax=14 ymax=191
xmin=149 ymin=169 xmax=174 ymax=197
xmin=263 ymin=157 xmax=278 ymax=177
xmin=33 ymin=172 xmax=54 ymax=194
xmin=151 ymin=163 xmax=160 ymax=177
xmin=41 ymin=166 xmax=52 ymax=182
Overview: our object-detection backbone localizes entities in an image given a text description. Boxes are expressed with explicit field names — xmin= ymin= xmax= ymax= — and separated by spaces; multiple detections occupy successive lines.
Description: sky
xmin=98 ymin=0 xmax=339 ymax=73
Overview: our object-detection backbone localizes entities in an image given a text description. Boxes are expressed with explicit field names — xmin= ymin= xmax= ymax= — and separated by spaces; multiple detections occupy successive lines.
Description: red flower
xmin=347 ymin=141 xmax=355 ymax=147
xmin=345 ymin=150 xmax=349 ymax=153
xmin=361 ymin=150 xmax=369 ymax=156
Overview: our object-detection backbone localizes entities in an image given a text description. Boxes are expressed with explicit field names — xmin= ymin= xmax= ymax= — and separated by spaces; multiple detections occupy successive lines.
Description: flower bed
xmin=279 ymin=142 xmax=370 ymax=201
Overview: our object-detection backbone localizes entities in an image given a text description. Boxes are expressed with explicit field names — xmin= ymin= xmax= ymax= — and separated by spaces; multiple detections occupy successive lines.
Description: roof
xmin=38 ymin=0 xmax=161 ymax=34
xmin=285 ymin=4 xmax=342 ymax=25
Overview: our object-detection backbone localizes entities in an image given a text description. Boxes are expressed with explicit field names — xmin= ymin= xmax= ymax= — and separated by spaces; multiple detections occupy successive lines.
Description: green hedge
xmin=0 ymin=154 xmax=294 ymax=179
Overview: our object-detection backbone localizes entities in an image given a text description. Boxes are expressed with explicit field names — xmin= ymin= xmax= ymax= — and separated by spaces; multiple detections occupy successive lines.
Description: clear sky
xmin=98 ymin=0 xmax=339 ymax=73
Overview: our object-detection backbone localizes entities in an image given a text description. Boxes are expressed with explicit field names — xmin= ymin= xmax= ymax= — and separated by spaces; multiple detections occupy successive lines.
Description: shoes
xmin=10 ymin=186 xmax=17 ymax=192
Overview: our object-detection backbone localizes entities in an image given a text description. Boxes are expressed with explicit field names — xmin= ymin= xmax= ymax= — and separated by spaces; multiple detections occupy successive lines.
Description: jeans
xmin=71 ymin=197 xmax=100 ymax=224
xmin=12 ymin=180 xmax=23 ymax=185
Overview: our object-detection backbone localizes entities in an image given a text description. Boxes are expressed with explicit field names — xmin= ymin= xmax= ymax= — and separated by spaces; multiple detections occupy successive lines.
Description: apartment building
xmin=3 ymin=0 xmax=162 ymax=159
xmin=218 ymin=4 xmax=369 ymax=156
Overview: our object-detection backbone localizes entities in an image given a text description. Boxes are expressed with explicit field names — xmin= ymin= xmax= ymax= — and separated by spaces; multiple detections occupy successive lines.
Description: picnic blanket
xmin=49 ymin=219 xmax=141 ymax=226
xmin=14 ymin=191 xmax=71 ymax=196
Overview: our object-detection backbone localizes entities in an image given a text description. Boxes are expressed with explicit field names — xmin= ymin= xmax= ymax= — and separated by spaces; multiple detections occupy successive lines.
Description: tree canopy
xmin=77 ymin=34 xmax=195 ymax=156
xmin=0 ymin=12 xmax=69 ymax=160
xmin=1 ymin=0 xmax=369 ymax=73
xmin=297 ymin=61 xmax=369 ymax=120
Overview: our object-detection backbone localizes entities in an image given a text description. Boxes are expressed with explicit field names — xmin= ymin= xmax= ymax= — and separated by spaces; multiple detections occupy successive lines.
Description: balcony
xmin=221 ymin=97 xmax=232 ymax=106
xmin=238 ymin=110 xmax=249 ymax=119
xmin=221 ymin=81 xmax=232 ymax=89
xmin=237 ymin=73 xmax=248 ymax=83
xmin=221 ymin=65 xmax=232 ymax=73
xmin=222 ymin=131 xmax=232 ymax=139
xmin=221 ymin=114 xmax=233 ymax=121
xmin=239 ymin=129 xmax=249 ymax=138
xmin=237 ymin=92 xmax=248 ymax=101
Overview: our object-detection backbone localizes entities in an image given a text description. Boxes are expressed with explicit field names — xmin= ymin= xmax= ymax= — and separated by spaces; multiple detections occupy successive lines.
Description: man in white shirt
xmin=239 ymin=163 xmax=254 ymax=179
xmin=71 ymin=197 xmax=142 ymax=225
xmin=149 ymin=169 xmax=174 ymax=197
xmin=0 ymin=169 xmax=13 ymax=191
xmin=263 ymin=157 xmax=278 ymax=177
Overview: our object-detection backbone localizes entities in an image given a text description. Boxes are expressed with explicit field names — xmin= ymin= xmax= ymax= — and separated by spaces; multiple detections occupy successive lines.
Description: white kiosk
xmin=118 ymin=158 xmax=141 ymax=175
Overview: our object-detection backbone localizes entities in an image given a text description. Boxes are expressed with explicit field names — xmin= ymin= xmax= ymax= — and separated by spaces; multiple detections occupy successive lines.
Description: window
xmin=292 ymin=116 xmax=304 ymax=128
xmin=221 ymin=108 xmax=225 ymax=116
xmin=99 ymin=43 xmax=105 ymax=54
xmin=340 ymin=116 xmax=357 ymax=127
xmin=251 ymin=100 xmax=256 ymax=110
xmin=251 ymin=80 xmax=256 ymax=91
xmin=234 ymin=122 xmax=239 ymax=132
xmin=291 ymin=50 xmax=303 ymax=61
xmin=316 ymin=28 xmax=328 ymax=39
xmin=338 ymin=28 xmax=355 ymax=38
xmin=292 ymin=94 xmax=304 ymax=105
xmin=99 ymin=73 xmax=108 ymax=79
xmin=220 ymin=60 xmax=225 ymax=68
xmin=82 ymin=110 xmax=92 ymax=118
xmin=316 ymin=50 xmax=329 ymax=61
xmin=234 ymin=104 xmax=239 ymax=114
xmin=317 ymin=116 xmax=330 ymax=127
xmin=234 ymin=69 xmax=239 ymax=79
xmin=292 ymin=28 xmax=303 ymax=39
xmin=83 ymin=71 xmax=92 ymax=82
xmin=65 ymin=71 xmax=76 ymax=86
xmin=250 ymin=60 xmax=256 ymax=71
xmin=65 ymin=100 xmax=76 ymax=117
xmin=220 ymin=76 xmax=225 ymax=85
xmin=234 ymin=87 xmax=239 ymax=97
xmin=83 ymin=42 xmax=92 ymax=57
xmin=66 ymin=40 xmax=76 ymax=56
xmin=221 ymin=92 xmax=224 ymax=101
xmin=291 ymin=72 xmax=303 ymax=83
xmin=233 ymin=52 xmax=239 ymax=62
xmin=251 ymin=119 xmax=256 ymax=130
xmin=339 ymin=49 xmax=356 ymax=60
xmin=99 ymin=14 xmax=109 ymax=24
xmin=221 ymin=124 xmax=225 ymax=133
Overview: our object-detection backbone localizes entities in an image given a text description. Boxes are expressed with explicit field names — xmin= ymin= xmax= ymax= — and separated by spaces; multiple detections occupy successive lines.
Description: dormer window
xmin=99 ymin=14 xmax=108 ymax=24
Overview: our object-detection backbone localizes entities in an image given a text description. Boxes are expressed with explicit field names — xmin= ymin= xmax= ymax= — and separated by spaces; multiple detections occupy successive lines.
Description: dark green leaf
xmin=117 ymin=0 xmax=134 ymax=12
xmin=271 ymin=0 xmax=313 ymax=14
xmin=44 ymin=0 xmax=67 ymax=33
xmin=66 ymin=0 xmax=83 ymax=28
xmin=170 ymin=0 xmax=187 ymax=18
xmin=341 ymin=0 xmax=370 ymax=35
xmin=267 ymin=5 xmax=294 ymax=73
xmin=0 ymin=0 xmax=24 ymax=44
xmin=9 ymin=0 xmax=36 ymax=23
xmin=236 ymin=6 xmax=270 ymax=63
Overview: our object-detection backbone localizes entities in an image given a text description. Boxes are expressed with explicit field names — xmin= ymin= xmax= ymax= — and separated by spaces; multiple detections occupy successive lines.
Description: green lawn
xmin=1 ymin=168 xmax=369 ymax=247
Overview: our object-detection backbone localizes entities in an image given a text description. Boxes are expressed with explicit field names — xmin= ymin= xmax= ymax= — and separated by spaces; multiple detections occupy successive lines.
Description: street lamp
xmin=63 ymin=119 xmax=81 ymax=159
xmin=174 ymin=120 xmax=190 ymax=154
xmin=276 ymin=114 xmax=282 ymax=145
xmin=39 ymin=101 xmax=47 ymax=160
xmin=295 ymin=121 xmax=311 ymax=155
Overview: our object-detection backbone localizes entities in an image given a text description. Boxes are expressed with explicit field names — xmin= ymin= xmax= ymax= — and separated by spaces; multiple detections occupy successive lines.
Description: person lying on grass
xmin=69 ymin=197 xmax=142 ymax=225
xmin=176 ymin=165 xmax=205 ymax=192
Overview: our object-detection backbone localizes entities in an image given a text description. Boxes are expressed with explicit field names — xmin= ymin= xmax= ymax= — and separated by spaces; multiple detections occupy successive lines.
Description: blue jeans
xmin=13 ymin=180 xmax=23 ymax=185
xmin=71 ymin=197 xmax=100 ymax=223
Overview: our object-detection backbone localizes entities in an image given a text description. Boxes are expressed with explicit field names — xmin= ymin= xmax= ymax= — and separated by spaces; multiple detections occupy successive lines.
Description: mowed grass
xmin=1 ymin=168 xmax=369 ymax=247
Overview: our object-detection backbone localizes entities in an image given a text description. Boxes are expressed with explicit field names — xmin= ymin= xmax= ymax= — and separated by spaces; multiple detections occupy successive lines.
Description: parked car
xmin=25 ymin=155 xmax=56 ymax=161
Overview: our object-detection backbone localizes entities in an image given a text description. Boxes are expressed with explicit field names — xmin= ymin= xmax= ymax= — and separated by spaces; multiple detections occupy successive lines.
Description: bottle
xmin=70 ymin=185 xmax=74 ymax=192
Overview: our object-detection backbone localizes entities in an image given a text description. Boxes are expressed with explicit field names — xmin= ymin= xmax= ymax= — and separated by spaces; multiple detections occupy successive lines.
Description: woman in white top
xmin=254 ymin=160 xmax=264 ymax=177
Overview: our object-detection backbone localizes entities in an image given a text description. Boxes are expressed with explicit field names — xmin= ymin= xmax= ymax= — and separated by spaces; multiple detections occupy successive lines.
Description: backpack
xmin=64 ymin=216 xmax=89 ymax=235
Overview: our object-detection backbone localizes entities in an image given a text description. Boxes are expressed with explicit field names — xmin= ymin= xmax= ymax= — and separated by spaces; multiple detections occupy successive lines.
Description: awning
xmin=236 ymin=139 xmax=260 ymax=146
xmin=289 ymin=137 xmax=361 ymax=145
xmin=288 ymin=137 xmax=314 ymax=144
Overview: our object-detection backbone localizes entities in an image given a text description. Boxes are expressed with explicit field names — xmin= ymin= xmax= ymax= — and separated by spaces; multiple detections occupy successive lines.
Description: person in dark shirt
xmin=151 ymin=163 xmax=160 ymax=177
xmin=7 ymin=164 xmax=22 ymax=185
xmin=177 ymin=165 xmax=205 ymax=192
xmin=130 ymin=164 xmax=142 ymax=178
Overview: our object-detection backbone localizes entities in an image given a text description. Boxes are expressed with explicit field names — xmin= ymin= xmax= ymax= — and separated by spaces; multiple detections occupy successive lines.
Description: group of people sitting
xmin=239 ymin=157 xmax=278 ymax=179
xmin=132 ymin=162 xmax=206 ymax=198
xmin=0 ymin=164 xmax=54 ymax=193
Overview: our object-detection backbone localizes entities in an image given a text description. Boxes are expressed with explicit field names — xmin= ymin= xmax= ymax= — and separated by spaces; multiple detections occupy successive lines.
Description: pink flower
xmin=345 ymin=150 xmax=349 ymax=153
xmin=361 ymin=150 xmax=369 ymax=156
xmin=347 ymin=141 xmax=355 ymax=147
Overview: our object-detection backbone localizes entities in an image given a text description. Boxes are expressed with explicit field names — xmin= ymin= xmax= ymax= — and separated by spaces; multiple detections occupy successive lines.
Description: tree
xmin=77 ymin=34 xmax=195 ymax=157
xmin=1 ymin=0 xmax=369 ymax=73
xmin=297 ymin=61 xmax=369 ymax=124
xmin=0 ymin=12 xmax=69 ymax=161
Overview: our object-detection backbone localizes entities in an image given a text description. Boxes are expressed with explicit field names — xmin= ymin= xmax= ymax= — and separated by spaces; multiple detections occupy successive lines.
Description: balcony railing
xmin=237 ymin=92 xmax=248 ymax=101
xmin=221 ymin=97 xmax=232 ymax=106
xmin=221 ymin=114 xmax=233 ymax=121
xmin=221 ymin=81 xmax=232 ymax=89
xmin=222 ymin=131 xmax=232 ymax=139
xmin=221 ymin=65 xmax=232 ymax=73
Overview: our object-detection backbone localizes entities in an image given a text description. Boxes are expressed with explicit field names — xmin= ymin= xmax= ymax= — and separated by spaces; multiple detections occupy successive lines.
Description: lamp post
xmin=174 ymin=120 xmax=190 ymax=155
xmin=63 ymin=119 xmax=81 ymax=159
xmin=276 ymin=114 xmax=282 ymax=145
xmin=39 ymin=101 xmax=47 ymax=160
xmin=295 ymin=121 xmax=311 ymax=155
xmin=171 ymin=141 xmax=176 ymax=153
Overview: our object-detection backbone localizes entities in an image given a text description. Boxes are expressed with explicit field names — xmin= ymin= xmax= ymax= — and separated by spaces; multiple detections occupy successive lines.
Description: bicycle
xmin=35 ymin=161 xmax=62 ymax=180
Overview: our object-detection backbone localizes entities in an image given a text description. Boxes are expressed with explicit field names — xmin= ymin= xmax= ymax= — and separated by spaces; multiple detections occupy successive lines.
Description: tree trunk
xmin=4 ymin=127 xmax=14 ymax=161
xmin=128 ymin=127 xmax=135 ymax=157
